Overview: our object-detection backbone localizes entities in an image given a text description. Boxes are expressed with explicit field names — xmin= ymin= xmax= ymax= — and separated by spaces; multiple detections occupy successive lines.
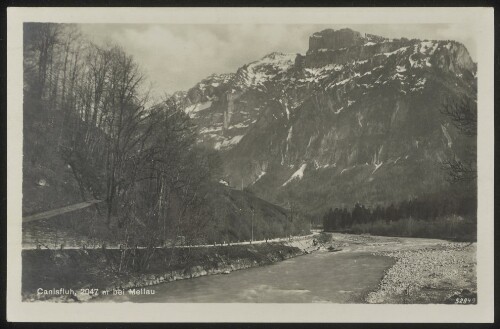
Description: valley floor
xmin=21 ymin=230 xmax=476 ymax=304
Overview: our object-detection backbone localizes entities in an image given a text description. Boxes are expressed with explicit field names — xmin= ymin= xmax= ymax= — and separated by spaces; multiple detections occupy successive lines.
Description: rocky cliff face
xmin=308 ymin=28 xmax=364 ymax=53
xmin=170 ymin=29 xmax=477 ymax=215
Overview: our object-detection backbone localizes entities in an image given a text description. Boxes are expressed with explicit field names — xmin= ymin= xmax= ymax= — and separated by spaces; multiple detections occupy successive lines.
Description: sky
xmin=80 ymin=24 xmax=477 ymax=97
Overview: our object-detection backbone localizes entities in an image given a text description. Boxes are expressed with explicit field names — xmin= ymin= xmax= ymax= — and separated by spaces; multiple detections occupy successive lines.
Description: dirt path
xmin=22 ymin=227 xmax=319 ymax=250
xmin=22 ymin=200 xmax=102 ymax=223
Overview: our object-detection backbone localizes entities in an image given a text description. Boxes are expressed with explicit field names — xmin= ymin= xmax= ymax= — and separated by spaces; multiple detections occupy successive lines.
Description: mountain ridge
xmin=169 ymin=28 xmax=477 ymax=216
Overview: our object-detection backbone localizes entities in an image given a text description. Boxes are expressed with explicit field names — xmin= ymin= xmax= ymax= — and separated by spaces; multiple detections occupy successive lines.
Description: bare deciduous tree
xmin=24 ymin=24 xmax=224 ymax=271
xmin=23 ymin=23 xmax=62 ymax=116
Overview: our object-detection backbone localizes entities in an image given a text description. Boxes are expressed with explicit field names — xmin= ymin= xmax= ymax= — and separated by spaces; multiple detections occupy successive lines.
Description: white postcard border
xmin=6 ymin=7 xmax=494 ymax=323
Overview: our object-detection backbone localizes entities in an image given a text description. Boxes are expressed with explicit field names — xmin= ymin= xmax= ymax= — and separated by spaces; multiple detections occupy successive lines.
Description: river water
xmin=99 ymin=251 xmax=394 ymax=303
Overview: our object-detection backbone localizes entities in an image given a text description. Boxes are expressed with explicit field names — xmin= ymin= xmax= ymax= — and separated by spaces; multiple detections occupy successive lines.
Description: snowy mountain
xmin=171 ymin=28 xmax=477 ymax=215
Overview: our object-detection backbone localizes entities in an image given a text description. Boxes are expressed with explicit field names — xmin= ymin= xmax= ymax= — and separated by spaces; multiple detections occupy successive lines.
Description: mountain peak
xmin=309 ymin=28 xmax=364 ymax=52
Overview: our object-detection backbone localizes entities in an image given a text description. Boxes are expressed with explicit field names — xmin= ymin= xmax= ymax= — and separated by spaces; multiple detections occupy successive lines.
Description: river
xmin=98 ymin=250 xmax=394 ymax=303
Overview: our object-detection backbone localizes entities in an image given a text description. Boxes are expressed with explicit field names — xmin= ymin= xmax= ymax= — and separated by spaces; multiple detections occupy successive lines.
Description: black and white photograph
xmin=6 ymin=7 xmax=494 ymax=323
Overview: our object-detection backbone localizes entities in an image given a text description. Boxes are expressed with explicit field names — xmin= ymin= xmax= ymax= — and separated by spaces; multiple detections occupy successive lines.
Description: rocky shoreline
xmin=365 ymin=242 xmax=477 ymax=304
xmin=317 ymin=233 xmax=477 ymax=304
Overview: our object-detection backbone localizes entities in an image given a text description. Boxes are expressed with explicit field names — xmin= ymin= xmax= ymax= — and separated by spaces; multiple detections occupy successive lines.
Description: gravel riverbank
xmin=366 ymin=243 xmax=476 ymax=304
xmin=326 ymin=233 xmax=477 ymax=304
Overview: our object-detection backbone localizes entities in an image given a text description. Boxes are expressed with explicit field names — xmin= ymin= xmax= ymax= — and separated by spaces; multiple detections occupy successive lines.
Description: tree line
xmin=322 ymin=193 xmax=476 ymax=240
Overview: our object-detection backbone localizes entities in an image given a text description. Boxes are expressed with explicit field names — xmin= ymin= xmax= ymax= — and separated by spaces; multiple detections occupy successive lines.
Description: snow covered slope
xmin=170 ymin=28 xmax=477 ymax=213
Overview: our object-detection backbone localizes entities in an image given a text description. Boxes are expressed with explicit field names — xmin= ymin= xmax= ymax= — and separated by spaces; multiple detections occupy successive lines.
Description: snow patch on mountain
xmin=287 ymin=126 xmax=293 ymax=142
xmin=282 ymin=164 xmax=307 ymax=186
xmin=341 ymin=166 xmax=355 ymax=175
xmin=372 ymin=162 xmax=384 ymax=174
xmin=441 ymin=124 xmax=453 ymax=148
xmin=306 ymin=136 xmax=314 ymax=149
xmin=384 ymin=46 xmax=409 ymax=57
xmin=408 ymin=54 xmax=418 ymax=68
xmin=229 ymin=122 xmax=250 ymax=129
xmin=419 ymin=41 xmax=438 ymax=55
xmin=214 ymin=135 xmax=244 ymax=150
xmin=185 ymin=101 xmax=212 ymax=118
xmin=239 ymin=52 xmax=297 ymax=88
xmin=396 ymin=65 xmax=407 ymax=73
xmin=328 ymin=77 xmax=352 ymax=89
xmin=410 ymin=78 xmax=427 ymax=92
xmin=199 ymin=126 xmax=222 ymax=134
xmin=253 ymin=171 xmax=266 ymax=185
xmin=316 ymin=163 xmax=335 ymax=169
xmin=357 ymin=112 xmax=364 ymax=127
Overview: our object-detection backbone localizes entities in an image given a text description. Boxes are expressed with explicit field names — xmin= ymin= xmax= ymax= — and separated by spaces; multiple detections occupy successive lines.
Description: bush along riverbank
xmin=22 ymin=243 xmax=304 ymax=302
